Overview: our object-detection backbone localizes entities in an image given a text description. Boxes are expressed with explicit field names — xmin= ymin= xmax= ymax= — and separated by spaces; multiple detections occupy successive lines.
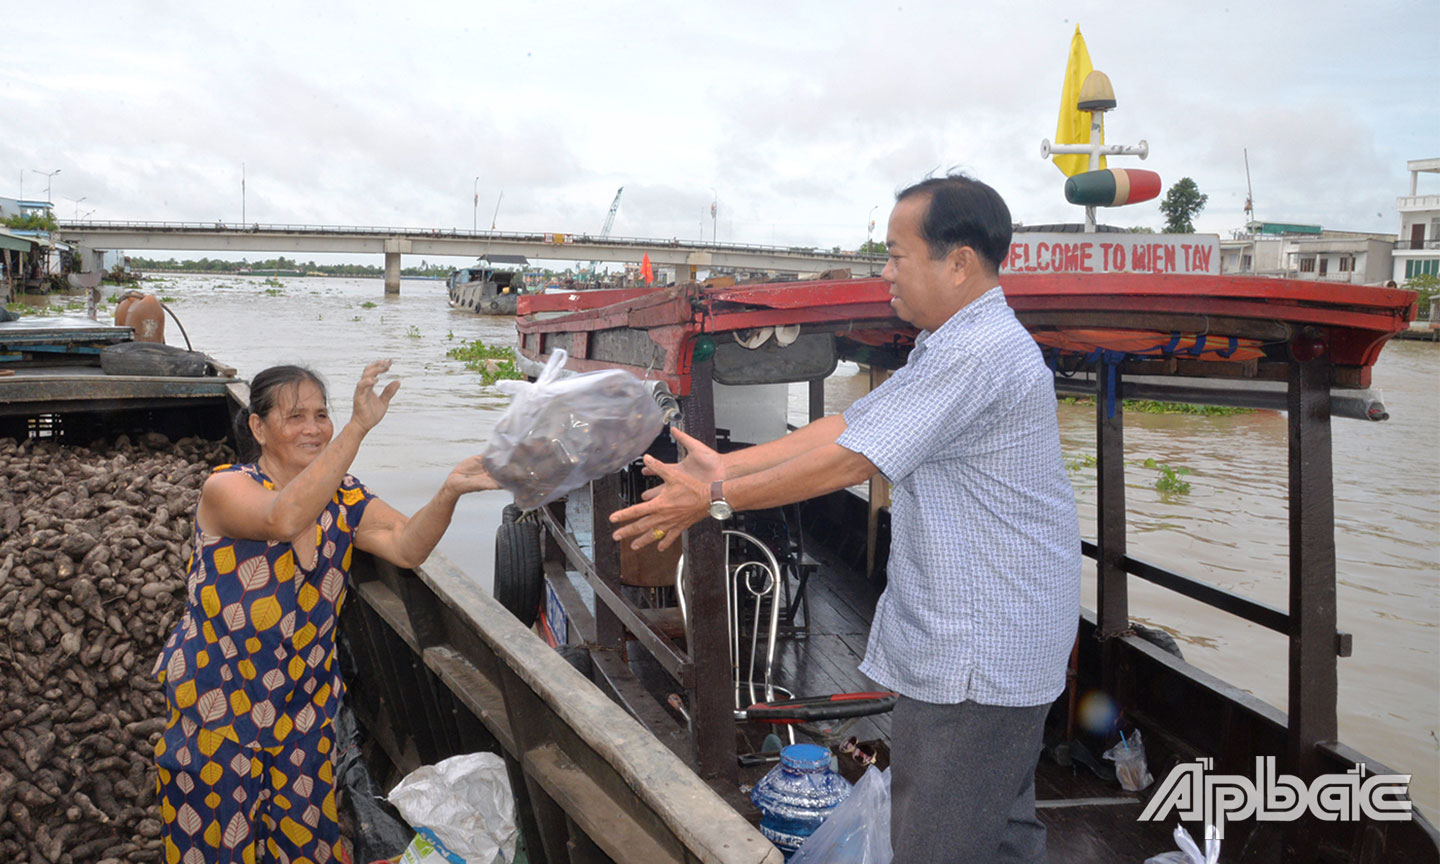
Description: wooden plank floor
xmin=600 ymin=504 xmax=1188 ymax=860
xmin=736 ymin=530 xmax=1183 ymax=860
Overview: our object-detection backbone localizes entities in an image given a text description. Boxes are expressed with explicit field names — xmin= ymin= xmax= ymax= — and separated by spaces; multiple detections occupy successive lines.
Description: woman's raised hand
xmin=352 ymin=359 xmax=401 ymax=431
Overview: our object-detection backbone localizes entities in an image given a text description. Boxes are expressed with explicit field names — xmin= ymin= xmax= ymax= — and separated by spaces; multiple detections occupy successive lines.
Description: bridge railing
xmin=57 ymin=220 xmax=885 ymax=262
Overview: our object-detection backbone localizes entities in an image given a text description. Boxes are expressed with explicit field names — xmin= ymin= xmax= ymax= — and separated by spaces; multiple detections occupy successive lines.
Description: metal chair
xmin=676 ymin=530 xmax=894 ymax=753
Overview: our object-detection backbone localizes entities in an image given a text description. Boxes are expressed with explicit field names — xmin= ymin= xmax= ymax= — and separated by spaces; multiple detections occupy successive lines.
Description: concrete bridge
xmin=58 ymin=221 xmax=881 ymax=292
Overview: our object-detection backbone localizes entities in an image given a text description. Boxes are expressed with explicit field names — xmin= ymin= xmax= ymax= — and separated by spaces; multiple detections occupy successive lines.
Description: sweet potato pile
xmin=0 ymin=433 xmax=230 ymax=863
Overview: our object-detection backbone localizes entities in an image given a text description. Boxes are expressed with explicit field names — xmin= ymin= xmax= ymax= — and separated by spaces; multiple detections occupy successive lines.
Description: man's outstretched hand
xmin=610 ymin=429 xmax=723 ymax=552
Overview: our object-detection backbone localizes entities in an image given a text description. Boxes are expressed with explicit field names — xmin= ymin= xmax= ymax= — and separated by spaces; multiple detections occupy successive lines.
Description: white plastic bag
xmin=789 ymin=766 xmax=893 ymax=864
xmin=482 ymin=349 xmax=663 ymax=509
xmin=1144 ymin=823 xmax=1221 ymax=864
xmin=1102 ymin=729 xmax=1153 ymax=791
xmin=388 ymin=752 xmax=518 ymax=864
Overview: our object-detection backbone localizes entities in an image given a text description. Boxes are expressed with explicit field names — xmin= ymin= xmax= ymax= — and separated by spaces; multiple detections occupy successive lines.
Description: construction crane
xmin=585 ymin=187 xmax=624 ymax=283
xmin=600 ymin=187 xmax=623 ymax=238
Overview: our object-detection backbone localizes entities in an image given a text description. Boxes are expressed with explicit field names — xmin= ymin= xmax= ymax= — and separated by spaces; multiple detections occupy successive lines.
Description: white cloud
xmin=4 ymin=0 xmax=1435 ymax=255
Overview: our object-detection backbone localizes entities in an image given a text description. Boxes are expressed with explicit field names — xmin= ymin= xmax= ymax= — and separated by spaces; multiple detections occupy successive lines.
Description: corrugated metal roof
xmin=0 ymin=231 xmax=34 ymax=252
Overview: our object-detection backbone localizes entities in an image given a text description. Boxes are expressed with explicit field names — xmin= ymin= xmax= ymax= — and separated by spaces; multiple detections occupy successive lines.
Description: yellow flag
xmin=1053 ymin=26 xmax=1105 ymax=177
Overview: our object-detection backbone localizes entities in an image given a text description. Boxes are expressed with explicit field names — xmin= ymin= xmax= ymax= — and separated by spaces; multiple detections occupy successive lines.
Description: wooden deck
xmin=548 ymin=486 xmax=1196 ymax=860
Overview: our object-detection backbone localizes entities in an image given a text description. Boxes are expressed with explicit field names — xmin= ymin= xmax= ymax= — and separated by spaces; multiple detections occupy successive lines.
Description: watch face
xmin=709 ymin=500 xmax=733 ymax=520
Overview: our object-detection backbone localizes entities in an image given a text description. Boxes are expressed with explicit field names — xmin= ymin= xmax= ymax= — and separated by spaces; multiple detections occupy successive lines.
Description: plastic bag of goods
xmin=789 ymin=765 xmax=892 ymax=864
xmin=1144 ymin=823 xmax=1221 ymax=864
xmin=482 ymin=349 xmax=664 ymax=509
xmin=1102 ymin=729 xmax=1154 ymax=792
xmin=388 ymin=752 xmax=519 ymax=863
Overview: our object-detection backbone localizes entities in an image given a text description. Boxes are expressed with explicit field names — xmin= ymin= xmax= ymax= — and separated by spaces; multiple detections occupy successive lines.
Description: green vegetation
xmin=1404 ymin=272 xmax=1438 ymax=319
xmin=1143 ymin=458 xmax=1192 ymax=495
xmin=263 ymin=288 xmax=283 ymax=296
xmin=1063 ymin=450 xmax=1193 ymax=495
xmin=446 ymin=338 xmax=524 ymax=385
xmin=1058 ymin=396 xmax=1254 ymax=416
xmin=360 ymin=301 xmax=377 ymax=309
xmin=405 ymin=325 xmax=422 ymax=339
xmin=127 ymin=255 xmax=454 ymax=278
xmin=158 ymin=295 xmax=177 ymax=303
xmin=1160 ymin=177 xmax=1208 ymax=233
xmin=2 ymin=212 xmax=58 ymax=232
xmin=262 ymin=277 xmax=284 ymax=288
xmin=857 ymin=239 xmax=887 ymax=256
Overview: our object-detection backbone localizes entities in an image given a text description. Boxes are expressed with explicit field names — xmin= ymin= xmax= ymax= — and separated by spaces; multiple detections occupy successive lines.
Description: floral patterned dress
xmin=152 ymin=462 xmax=373 ymax=864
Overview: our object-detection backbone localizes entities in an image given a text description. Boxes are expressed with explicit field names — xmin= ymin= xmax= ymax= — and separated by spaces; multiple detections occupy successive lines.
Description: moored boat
xmin=447 ymin=254 xmax=530 ymax=315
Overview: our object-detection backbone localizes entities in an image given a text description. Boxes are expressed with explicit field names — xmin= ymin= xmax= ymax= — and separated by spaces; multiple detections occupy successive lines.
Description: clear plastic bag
xmin=388 ymin=752 xmax=518 ymax=864
xmin=1144 ymin=823 xmax=1221 ymax=864
xmin=482 ymin=349 xmax=664 ymax=509
xmin=1103 ymin=729 xmax=1154 ymax=792
xmin=788 ymin=765 xmax=893 ymax=864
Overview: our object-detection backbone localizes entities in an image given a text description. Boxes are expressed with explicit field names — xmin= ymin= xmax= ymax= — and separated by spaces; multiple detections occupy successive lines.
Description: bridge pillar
xmin=684 ymin=251 xmax=712 ymax=284
xmin=382 ymin=238 xmax=412 ymax=294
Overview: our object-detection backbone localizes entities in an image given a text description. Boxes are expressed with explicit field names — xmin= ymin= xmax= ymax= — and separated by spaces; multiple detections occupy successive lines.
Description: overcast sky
xmin=4 ymin=0 xmax=1436 ymax=259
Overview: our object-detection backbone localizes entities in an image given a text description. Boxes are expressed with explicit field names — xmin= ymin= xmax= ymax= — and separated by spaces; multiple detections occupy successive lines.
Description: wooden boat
xmin=0 ymin=315 xmax=244 ymax=440
xmin=448 ymin=255 xmax=530 ymax=315
xmin=337 ymin=270 xmax=1438 ymax=862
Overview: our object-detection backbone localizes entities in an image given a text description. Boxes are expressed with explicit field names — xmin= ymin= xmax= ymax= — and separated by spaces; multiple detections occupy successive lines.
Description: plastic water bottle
xmin=749 ymin=743 xmax=852 ymax=858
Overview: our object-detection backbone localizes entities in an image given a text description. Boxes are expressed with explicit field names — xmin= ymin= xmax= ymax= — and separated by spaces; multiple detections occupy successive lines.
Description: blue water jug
xmin=750 ymin=743 xmax=853 ymax=858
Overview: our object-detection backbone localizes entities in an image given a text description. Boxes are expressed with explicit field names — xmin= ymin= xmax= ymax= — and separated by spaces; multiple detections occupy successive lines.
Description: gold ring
xmin=652 ymin=528 xmax=666 ymax=540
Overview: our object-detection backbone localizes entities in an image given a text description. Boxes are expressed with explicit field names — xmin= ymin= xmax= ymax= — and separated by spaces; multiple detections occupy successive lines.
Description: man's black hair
xmin=895 ymin=173 xmax=1012 ymax=273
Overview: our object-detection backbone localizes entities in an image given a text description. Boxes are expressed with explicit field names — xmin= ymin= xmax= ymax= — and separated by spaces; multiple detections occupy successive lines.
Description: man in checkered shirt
xmin=613 ymin=174 xmax=1081 ymax=863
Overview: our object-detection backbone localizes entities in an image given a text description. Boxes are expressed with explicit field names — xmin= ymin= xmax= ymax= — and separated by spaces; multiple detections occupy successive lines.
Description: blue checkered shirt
xmin=837 ymin=286 xmax=1081 ymax=707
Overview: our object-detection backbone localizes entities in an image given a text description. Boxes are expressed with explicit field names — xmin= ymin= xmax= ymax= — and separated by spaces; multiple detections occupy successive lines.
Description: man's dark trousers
xmin=891 ymin=696 xmax=1049 ymax=863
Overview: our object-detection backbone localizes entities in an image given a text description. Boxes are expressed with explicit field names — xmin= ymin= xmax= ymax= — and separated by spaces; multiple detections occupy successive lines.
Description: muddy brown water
xmin=23 ymin=274 xmax=1438 ymax=815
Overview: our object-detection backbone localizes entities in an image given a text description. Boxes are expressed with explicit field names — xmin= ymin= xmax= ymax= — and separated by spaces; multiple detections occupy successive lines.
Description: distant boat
xmin=447 ymin=254 xmax=530 ymax=315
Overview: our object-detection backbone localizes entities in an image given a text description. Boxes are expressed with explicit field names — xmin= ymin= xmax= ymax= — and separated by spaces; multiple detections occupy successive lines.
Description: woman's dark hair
xmin=232 ymin=365 xmax=327 ymax=462
xmin=895 ymin=173 xmax=1013 ymax=274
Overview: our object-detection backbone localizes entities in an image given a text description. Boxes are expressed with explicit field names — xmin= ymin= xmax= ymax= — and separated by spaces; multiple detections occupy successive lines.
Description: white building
xmin=1219 ymin=222 xmax=1393 ymax=284
xmin=1394 ymin=157 xmax=1440 ymax=284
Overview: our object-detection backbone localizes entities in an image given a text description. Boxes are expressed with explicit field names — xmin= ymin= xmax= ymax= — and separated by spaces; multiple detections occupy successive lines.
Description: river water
xmin=42 ymin=273 xmax=1439 ymax=814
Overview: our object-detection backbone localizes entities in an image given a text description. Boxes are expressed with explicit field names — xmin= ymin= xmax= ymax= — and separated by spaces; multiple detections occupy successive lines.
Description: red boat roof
xmin=516 ymin=274 xmax=1416 ymax=395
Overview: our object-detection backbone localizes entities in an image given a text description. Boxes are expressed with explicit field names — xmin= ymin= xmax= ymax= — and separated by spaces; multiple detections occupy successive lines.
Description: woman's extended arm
xmin=353 ymin=456 xmax=500 ymax=569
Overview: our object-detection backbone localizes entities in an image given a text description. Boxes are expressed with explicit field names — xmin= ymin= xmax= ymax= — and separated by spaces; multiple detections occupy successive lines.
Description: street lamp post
xmin=29 ymin=169 xmax=61 ymax=204
xmin=473 ymin=176 xmax=480 ymax=232
xmin=867 ymin=204 xmax=879 ymax=275
xmin=709 ymin=188 xmax=718 ymax=244
xmin=68 ymin=197 xmax=87 ymax=220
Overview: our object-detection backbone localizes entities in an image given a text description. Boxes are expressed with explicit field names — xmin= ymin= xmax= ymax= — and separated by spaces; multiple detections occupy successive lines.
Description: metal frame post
xmin=1285 ymin=356 xmax=1338 ymax=860
xmin=1096 ymin=366 xmax=1129 ymax=637
xmin=679 ymin=356 xmax=738 ymax=783
xmin=589 ymin=474 xmax=626 ymax=649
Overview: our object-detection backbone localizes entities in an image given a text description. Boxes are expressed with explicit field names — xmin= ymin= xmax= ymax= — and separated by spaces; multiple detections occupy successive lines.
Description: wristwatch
xmin=708 ymin=480 xmax=734 ymax=521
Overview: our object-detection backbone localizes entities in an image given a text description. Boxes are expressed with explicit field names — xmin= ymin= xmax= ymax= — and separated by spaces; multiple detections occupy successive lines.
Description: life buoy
xmin=493 ymin=520 xmax=543 ymax=627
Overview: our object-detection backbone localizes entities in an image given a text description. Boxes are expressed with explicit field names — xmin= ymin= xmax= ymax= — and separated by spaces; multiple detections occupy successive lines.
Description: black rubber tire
xmin=494 ymin=520 xmax=543 ymax=627
xmin=501 ymin=503 xmax=525 ymax=525
xmin=100 ymin=342 xmax=207 ymax=377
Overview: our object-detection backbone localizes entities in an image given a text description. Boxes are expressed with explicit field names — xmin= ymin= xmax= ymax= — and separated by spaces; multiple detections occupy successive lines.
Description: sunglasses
xmin=839 ymin=736 xmax=877 ymax=767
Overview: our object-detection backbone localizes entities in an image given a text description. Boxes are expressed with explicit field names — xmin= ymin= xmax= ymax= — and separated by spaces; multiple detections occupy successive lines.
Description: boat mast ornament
xmin=1042 ymin=30 xmax=1156 ymax=232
